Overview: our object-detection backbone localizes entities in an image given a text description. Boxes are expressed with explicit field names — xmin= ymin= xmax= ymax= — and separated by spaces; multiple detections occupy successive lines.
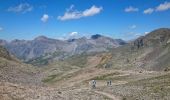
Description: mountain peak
xmin=91 ymin=34 xmax=102 ymax=39
xmin=146 ymin=28 xmax=170 ymax=37
xmin=133 ymin=28 xmax=170 ymax=48
xmin=67 ymin=38 xmax=76 ymax=42
xmin=34 ymin=36 xmax=49 ymax=41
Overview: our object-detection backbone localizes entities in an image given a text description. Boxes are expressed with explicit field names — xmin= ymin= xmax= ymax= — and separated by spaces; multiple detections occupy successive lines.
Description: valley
xmin=0 ymin=28 xmax=170 ymax=100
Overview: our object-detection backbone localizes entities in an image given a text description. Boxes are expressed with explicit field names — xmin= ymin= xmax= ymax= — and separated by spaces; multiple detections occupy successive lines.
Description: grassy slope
xmin=111 ymin=72 xmax=170 ymax=100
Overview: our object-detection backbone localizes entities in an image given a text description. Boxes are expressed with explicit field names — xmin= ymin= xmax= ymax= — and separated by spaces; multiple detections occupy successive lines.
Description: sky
xmin=0 ymin=0 xmax=170 ymax=41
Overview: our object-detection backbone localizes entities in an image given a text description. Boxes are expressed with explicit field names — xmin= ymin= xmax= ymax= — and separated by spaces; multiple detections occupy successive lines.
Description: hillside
xmin=0 ymin=45 xmax=120 ymax=100
xmin=0 ymin=46 xmax=42 ymax=85
xmin=131 ymin=28 xmax=170 ymax=70
xmin=0 ymin=28 xmax=170 ymax=100
xmin=0 ymin=46 xmax=11 ymax=60
xmin=96 ymin=28 xmax=170 ymax=71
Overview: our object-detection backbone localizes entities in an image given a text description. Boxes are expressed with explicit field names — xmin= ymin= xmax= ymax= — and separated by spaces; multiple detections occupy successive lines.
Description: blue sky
xmin=0 ymin=0 xmax=170 ymax=41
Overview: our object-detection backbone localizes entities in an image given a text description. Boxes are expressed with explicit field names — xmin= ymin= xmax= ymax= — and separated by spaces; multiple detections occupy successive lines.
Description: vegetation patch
xmin=66 ymin=53 xmax=88 ymax=68
xmin=42 ymin=74 xmax=59 ymax=83
xmin=120 ymin=73 xmax=170 ymax=99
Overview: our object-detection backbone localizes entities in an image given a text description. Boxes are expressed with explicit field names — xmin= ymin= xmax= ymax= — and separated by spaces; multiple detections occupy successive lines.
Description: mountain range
xmin=0 ymin=34 xmax=126 ymax=61
xmin=1 ymin=28 xmax=170 ymax=69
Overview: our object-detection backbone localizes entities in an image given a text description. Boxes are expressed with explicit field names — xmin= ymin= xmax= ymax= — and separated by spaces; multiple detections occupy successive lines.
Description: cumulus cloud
xmin=7 ymin=3 xmax=33 ymax=13
xmin=83 ymin=6 xmax=103 ymax=16
xmin=0 ymin=27 xmax=3 ymax=31
xmin=144 ymin=32 xmax=149 ymax=35
xmin=125 ymin=6 xmax=138 ymax=12
xmin=156 ymin=2 xmax=170 ymax=11
xmin=143 ymin=8 xmax=154 ymax=14
xmin=58 ymin=5 xmax=103 ymax=21
xmin=41 ymin=14 xmax=49 ymax=23
xmin=69 ymin=32 xmax=78 ymax=36
xmin=129 ymin=25 xmax=137 ymax=29
xmin=143 ymin=2 xmax=170 ymax=14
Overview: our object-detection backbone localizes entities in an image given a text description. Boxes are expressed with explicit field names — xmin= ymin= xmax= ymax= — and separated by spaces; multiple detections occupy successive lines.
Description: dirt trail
xmin=52 ymin=66 xmax=159 ymax=89
xmin=94 ymin=91 xmax=120 ymax=100
xmin=60 ymin=87 xmax=120 ymax=100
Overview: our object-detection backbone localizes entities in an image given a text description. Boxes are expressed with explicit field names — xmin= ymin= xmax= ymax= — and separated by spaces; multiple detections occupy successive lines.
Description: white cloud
xmin=83 ymin=6 xmax=103 ymax=16
xmin=0 ymin=27 xmax=3 ymax=31
xmin=156 ymin=2 xmax=170 ymax=11
xmin=7 ymin=3 xmax=33 ymax=13
xmin=143 ymin=8 xmax=154 ymax=14
xmin=130 ymin=25 xmax=137 ymax=29
xmin=58 ymin=5 xmax=103 ymax=21
xmin=69 ymin=32 xmax=78 ymax=36
xmin=41 ymin=14 xmax=49 ymax=23
xmin=134 ymin=33 xmax=142 ymax=37
xmin=144 ymin=32 xmax=149 ymax=35
xmin=143 ymin=2 xmax=170 ymax=15
xmin=125 ymin=6 xmax=138 ymax=12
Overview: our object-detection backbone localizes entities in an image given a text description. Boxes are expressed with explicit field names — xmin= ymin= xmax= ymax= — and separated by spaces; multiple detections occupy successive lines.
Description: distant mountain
xmin=91 ymin=34 xmax=102 ymax=39
xmin=0 ymin=34 xmax=126 ymax=61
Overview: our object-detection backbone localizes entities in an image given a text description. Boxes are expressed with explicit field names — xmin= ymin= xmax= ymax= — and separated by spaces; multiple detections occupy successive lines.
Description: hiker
xmin=92 ymin=80 xmax=96 ymax=89
xmin=107 ymin=80 xmax=112 ymax=86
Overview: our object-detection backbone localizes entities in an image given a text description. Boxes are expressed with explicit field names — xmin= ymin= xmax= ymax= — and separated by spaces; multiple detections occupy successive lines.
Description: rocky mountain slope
xmin=0 ymin=34 xmax=126 ymax=61
xmin=99 ymin=28 xmax=170 ymax=71
xmin=131 ymin=28 xmax=170 ymax=70
xmin=0 ymin=46 xmax=11 ymax=60
xmin=0 ymin=46 xmax=43 ymax=85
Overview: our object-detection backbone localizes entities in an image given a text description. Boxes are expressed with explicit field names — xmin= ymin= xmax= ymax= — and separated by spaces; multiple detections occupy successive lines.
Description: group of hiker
xmin=91 ymin=80 xmax=112 ymax=89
